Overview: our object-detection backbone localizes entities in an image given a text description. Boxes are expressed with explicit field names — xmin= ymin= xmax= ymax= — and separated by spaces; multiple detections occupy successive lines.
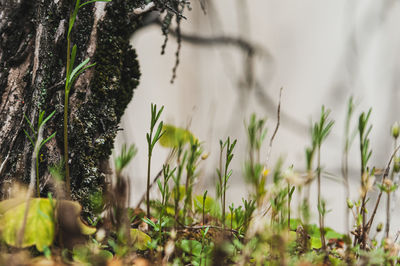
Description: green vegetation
xmin=63 ymin=0 xmax=111 ymax=198
xmin=4 ymin=98 xmax=400 ymax=265
xmin=2 ymin=0 xmax=400 ymax=265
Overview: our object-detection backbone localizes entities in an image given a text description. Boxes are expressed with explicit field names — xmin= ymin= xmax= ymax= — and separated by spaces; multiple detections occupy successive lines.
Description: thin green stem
xmin=317 ymin=145 xmax=326 ymax=250
xmin=64 ymin=26 xmax=71 ymax=199
xmin=146 ymin=147 xmax=152 ymax=218
xmin=36 ymin=153 xmax=40 ymax=197
xmin=64 ymin=90 xmax=71 ymax=199
xmin=288 ymin=183 xmax=290 ymax=229
xmin=386 ymin=138 xmax=397 ymax=238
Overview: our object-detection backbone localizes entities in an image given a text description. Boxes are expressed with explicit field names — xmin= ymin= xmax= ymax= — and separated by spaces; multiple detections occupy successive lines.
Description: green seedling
xmin=146 ymin=103 xmax=165 ymax=218
xmin=201 ymin=190 xmax=208 ymax=225
xmin=157 ymin=164 xmax=176 ymax=242
xmin=309 ymin=105 xmax=334 ymax=250
xmin=385 ymin=122 xmax=400 ymax=237
xmin=172 ymin=145 xmax=187 ymax=226
xmin=24 ymin=110 xmax=56 ymax=197
xmin=357 ymin=108 xmax=372 ymax=249
xmin=216 ymin=137 xmax=237 ymax=228
xmin=114 ymin=144 xmax=137 ymax=176
xmin=63 ymin=0 xmax=111 ymax=199
xmin=244 ymin=114 xmax=268 ymax=205
xmin=183 ymin=137 xmax=202 ymax=222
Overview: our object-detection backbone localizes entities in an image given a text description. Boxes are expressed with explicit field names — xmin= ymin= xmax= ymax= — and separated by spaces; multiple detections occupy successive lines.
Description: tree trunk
xmin=0 ymin=0 xmax=141 ymax=214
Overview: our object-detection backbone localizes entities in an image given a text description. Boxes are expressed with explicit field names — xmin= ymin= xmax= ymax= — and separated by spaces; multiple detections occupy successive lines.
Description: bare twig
xmin=136 ymin=168 xmax=162 ymax=210
xmin=266 ymin=88 xmax=282 ymax=167
xmin=136 ymin=149 xmax=176 ymax=210
xmin=133 ymin=2 xmax=156 ymax=15
xmin=149 ymin=18 xmax=259 ymax=55
xmin=182 ymin=224 xmax=242 ymax=237
xmin=254 ymin=82 xmax=309 ymax=134
xmin=366 ymin=144 xmax=400 ymax=233
xmin=386 ymin=139 xmax=397 ymax=238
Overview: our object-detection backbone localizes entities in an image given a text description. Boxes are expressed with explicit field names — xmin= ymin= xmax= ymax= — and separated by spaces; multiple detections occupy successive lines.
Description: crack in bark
xmin=32 ymin=23 xmax=43 ymax=86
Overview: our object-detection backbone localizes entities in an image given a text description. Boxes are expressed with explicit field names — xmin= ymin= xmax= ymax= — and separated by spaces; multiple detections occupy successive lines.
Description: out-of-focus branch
xmin=136 ymin=13 xmax=310 ymax=134
xmin=137 ymin=15 xmax=263 ymax=56
xmin=133 ymin=2 xmax=156 ymax=15
xmin=171 ymin=31 xmax=257 ymax=55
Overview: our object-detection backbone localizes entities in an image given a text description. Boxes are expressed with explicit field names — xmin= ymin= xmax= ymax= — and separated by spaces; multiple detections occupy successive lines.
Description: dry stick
xmin=136 ymin=168 xmax=162 ymax=210
xmin=150 ymin=18 xmax=260 ymax=57
xmin=133 ymin=1 xmax=155 ymax=15
xmin=136 ymin=150 xmax=175 ymax=209
xmin=365 ymin=145 xmax=400 ymax=235
xmin=266 ymin=87 xmax=282 ymax=167
xmin=342 ymin=151 xmax=350 ymax=232
xmin=341 ymin=107 xmax=352 ymax=234
xmin=260 ymin=88 xmax=282 ymax=219
xmin=386 ymin=139 xmax=397 ymax=238
xmin=182 ymin=224 xmax=241 ymax=237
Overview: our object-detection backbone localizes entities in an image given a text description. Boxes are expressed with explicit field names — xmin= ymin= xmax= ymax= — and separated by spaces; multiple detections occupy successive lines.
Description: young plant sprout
xmin=217 ymin=137 xmax=237 ymax=228
xmin=24 ymin=110 xmax=56 ymax=197
xmin=357 ymin=108 xmax=372 ymax=249
xmin=9 ymin=96 xmax=400 ymax=264
xmin=146 ymin=103 xmax=165 ymax=218
xmin=310 ymin=105 xmax=334 ymax=250
xmin=63 ymin=0 xmax=111 ymax=199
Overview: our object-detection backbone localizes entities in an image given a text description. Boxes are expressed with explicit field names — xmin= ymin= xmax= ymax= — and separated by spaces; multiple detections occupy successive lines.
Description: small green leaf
xmin=130 ymin=229 xmax=151 ymax=250
xmin=24 ymin=113 xmax=36 ymax=134
xmin=69 ymin=44 xmax=77 ymax=78
xmin=99 ymin=249 xmax=113 ymax=260
xmin=23 ymin=129 xmax=35 ymax=146
xmin=179 ymin=239 xmax=202 ymax=257
xmin=38 ymin=132 xmax=56 ymax=152
xmin=40 ymin=110 xmax=56 ymax=128
xmin=311 ymin=236 xmax=322 ymax=249
xmin=194 ymin=195 xmax=220 ymax=217
xmin=159 ymin=124 xmax=196 ymax=148
xmin=68 ymin=0 xmax=81 ymax=38
xmin=1 ymin=198 xmax=55 ymax=252
xmin=38 ymin=111 xmax=45 ymax=128
xmin=69 ymin=62 xmax=96 ymax=86
xmin=68 ymin=58 xmax=91 ymax=84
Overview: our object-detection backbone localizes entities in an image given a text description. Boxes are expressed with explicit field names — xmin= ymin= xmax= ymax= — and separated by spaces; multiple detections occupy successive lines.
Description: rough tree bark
xmin=0 ymin=0 xmax=143 ymax=214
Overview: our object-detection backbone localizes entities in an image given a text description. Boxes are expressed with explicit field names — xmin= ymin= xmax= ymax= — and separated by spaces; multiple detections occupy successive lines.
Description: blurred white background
xmin=114 ymin=0 xmax=400 ymax=234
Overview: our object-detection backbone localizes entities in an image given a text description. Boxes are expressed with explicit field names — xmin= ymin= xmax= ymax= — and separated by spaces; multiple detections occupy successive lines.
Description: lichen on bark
xmin=62 ymin=0 xmax=142 ymax=214
xmin=0 ymin=0 xmax=142 ymax=216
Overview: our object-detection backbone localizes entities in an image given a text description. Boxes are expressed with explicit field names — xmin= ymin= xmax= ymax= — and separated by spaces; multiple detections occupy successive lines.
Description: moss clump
xmin=68 ymin=0 xmax=141 ymax=215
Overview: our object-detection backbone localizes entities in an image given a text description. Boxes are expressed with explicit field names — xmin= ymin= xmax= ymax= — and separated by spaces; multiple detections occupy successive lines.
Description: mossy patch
xmin=68 ymin=0 xmax=141 ymax=215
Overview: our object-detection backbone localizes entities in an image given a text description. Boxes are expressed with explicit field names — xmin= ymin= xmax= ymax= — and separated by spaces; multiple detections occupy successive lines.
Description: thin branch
xmin=133 ymin=2 xmax=156 ymax=15
xmin=266 ymin=88 xmax=282 ymax=166
xmin=137 ymin=14 xmax=309 ymax=136
xmin=146 ymin=18 xmax=260 ymax=55
xmin=136 ymin=168 xmax=162 ymax=209
xmin=174 ymin=30 xmax=257 ymax=55
xmin=136 ymin=149 xmax=176 ymax=209
xmin=366 ymin=144 xmax=400 ymax=232
xmin=182 ymin=224 xmax=242 ymax=237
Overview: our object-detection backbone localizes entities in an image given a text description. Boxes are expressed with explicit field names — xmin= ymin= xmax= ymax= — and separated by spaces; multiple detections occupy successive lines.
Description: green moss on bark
xmin=68 ymin=0 xmax=141 ymax=215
